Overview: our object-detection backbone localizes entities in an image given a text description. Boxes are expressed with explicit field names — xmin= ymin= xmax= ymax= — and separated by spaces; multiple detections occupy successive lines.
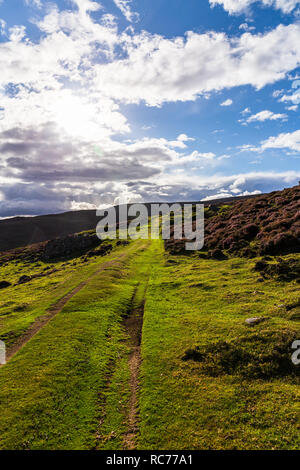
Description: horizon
xmin=0 ymin=187 xmax=268 ymax=221
xmin=0 ymin=0 xmax=300 ymax=217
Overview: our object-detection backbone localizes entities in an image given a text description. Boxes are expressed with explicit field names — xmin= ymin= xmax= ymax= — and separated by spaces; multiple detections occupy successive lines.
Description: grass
xmin=0 ymin=240 xmax=124 ymax=348
xmin=0 ymin=238 xmax=299 ymax=450
xmin=139 ymin=250 xmax=300 ymax=450
xmin=0 ymin=240 xmax=155 ymax=449
xmin=95 ymin=241 xmax=161 ymax=450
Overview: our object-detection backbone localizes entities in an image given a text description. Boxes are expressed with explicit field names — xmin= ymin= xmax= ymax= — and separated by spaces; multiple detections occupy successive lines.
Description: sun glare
xmin=52 ymin=94 xmax=99 ymax=139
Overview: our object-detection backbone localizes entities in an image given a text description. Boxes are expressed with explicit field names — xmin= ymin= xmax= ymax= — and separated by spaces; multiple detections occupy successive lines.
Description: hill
xmin=0 ymin=195 xmax=259 ymax=252
xmin=0 ymin=185 xmax=299 ymax=450
xmin=0 ymin=238 xmax=299 ymax=450
xmin=166 ymin=184 xmax=300 ymax=257
xmin=0 ymin=210 xmax=98 ymax=252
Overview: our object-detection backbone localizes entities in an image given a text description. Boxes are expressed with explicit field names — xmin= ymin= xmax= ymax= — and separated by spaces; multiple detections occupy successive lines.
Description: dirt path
xmin=4 ymin=255 xmax=127 ymax=364
xmin=122 ymin=281 xmax=148 ymax=450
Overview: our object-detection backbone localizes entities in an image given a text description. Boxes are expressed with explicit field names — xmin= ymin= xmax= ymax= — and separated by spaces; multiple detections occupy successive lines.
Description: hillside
xmin=166 ymin=184 xmax=300 ymax=257
xmin=0 ymin=195 xmax=258 ymax=252
xmin=0 ymin=185 xmax=299 ymax=450
xmin=0 ymin=210 xmax=98 ymax=252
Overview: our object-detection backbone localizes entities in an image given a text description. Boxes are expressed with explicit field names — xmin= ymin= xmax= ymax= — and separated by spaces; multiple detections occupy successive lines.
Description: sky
xmin=0 ymin=0 xmax=300 ymax=217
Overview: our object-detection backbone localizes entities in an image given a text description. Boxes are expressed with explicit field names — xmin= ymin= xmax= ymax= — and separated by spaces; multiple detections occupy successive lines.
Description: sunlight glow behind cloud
xmin=0 ymin=0 xmax=299 ymax=216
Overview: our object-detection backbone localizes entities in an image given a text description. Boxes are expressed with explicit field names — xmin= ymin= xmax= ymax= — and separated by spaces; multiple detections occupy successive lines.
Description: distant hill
xmin=0 ymin=194 xmax=260 ymax=252
xmin=0 ymin=210 xmax=99 ymax=252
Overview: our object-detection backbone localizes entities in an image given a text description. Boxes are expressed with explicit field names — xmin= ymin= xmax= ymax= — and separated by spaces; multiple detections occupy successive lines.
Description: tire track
xmin=3 ymin=254 xmax=128 ymax=365
xmin=122 ymin=280 xmax=149 ymax=450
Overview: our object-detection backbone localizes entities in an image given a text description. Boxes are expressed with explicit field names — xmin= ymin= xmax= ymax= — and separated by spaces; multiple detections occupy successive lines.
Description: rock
xmin=42 ymin=232 xmax=100 ymax=261
xmin=245 ymin=317 xmax=268 ymax=326
xmin=209 ymin=248 xmax=227 ymax=260
xmin=165 ymin=259 xmax=177 ymax=265
xmin=88 ymin=244 xmax=112 ymax=257
xmin=182 ymin=347 xmax=204 ymax=362
xmin=0 ymin=280 xmax=11 ymax=289
xmin=18 ymin=275 xmax=31 ymax=284
xmin=254 ymin=260 xmax=268 ymax=272
xmin=116 ymin=240 xmax=129 ymax=246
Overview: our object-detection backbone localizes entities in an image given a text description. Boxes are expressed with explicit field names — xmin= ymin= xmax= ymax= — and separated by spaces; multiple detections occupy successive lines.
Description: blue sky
xmin=0 ymin=0 xmax=300 ymax=216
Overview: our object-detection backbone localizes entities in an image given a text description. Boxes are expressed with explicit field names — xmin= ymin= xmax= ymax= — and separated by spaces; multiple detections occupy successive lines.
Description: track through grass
xmin=0 ymin=239 xmax=299 ymax=450
xmin=0 ymin=240 xmax=157 ymax=449
xmin=4 ymin=252 xmax=129 ymax=363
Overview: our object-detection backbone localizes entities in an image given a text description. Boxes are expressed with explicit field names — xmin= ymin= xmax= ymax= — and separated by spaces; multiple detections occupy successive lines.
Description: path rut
xmin=122 ymin=281 xmax=148 ymax=450
xmin=4 ymin=255 xmax=127 ymax=365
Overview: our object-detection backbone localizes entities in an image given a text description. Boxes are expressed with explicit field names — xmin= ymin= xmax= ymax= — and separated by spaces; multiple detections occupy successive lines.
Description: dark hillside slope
xmin=206 ymin=184 xmax=300 ymax=256
xmin=166 ymin=184 xmax=300 ymax=257
xmin=0 ymin=210 xmax=98 ymax=252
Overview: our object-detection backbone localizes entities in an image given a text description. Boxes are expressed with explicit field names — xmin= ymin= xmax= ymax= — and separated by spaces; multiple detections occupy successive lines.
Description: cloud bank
xmin=0 ymin=1 xmax=299 ymax=217
xmin=210 ymin=0 xmax=300 ymax=14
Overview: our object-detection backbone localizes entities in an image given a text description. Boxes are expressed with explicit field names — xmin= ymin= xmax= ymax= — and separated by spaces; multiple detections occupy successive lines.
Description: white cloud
xmin=273 ymin=89 xmax=284 ymax=98
xmin=220 ymin=98 xmax=233 ymax=106
xmin=287 ymin=104 xmax=298 ymax=111
xmin=24 ymin=0 xmax=42 ymax=7
xmin=150 ymin=171 xmax=300 ymax=203
xmin=176 ymin=151 xmax=216 ymax=163
xmin=242 ymin=129 xmax=300 ymax=153
xmin=71 ymin=0 xmax=102 ymax=13
xmin=9 ymin=25 xmax=27 ymax=42
xmin=0 ymin=19 xmax=6 ymax=35
xmin=95 ymin=24 xmax=300 ymax=106
xmin=177 ymin=133 xmax=195 ymax=142
xmin=279 ymin=90 xmax=300 ymax=105
xmin=239 ymin=23 xmax=255 ymax=32
xmin=246 ymin=110 xmax=288 ymax=123
xmin=113 ymin=0 xmax=139 ymax=22
xmin=0 ymin=1 xmax=299 ymax=217
xmin=210 ymin=0 xmax=300 ymax=14
xmin=70 ymin=200 xmax=97 ymax=210
xmin=2 ymin=9 xmax=300 ymax=109
xmin=260 ymin=129 xmax=300 ymax=152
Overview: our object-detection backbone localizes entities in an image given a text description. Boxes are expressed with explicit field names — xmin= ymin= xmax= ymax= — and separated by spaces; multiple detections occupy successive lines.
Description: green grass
xmin=0 ymin=240 xmax=155 ymax=449
xmin=139 ymin=250 xmax=300 ymax=450
xmin=95 ymin=242 xmax=161 ymax=450
xmin=0 ymin=239 xmax=299 ymax=450
xmin=0 ymin=240 xmax=126 ymax=348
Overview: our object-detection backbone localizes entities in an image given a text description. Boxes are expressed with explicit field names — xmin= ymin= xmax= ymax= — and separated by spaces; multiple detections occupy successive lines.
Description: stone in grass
xmin=245 ymin=317 xmax=269 ymax=326
xmin=209 ymin=249 xmax=227 ymax=260
xmin=18 ymin=275 xmax=31 ymax=284
xmin=0 ymin=280 xmax=11 ymax=289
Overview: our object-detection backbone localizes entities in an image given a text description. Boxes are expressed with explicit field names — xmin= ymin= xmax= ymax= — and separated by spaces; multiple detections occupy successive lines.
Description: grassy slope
xmin=0 ymin=238 xmax=299 ymax=450
xmin=96 ymin=241 xmax=162 ymax=450
xmin=140 ymin=249 xmax=300 ymax=450
xmin=0 ymin=240 xmax=121 ymax=348
xmin=0 ymin=240 xmax=156 ymax=450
